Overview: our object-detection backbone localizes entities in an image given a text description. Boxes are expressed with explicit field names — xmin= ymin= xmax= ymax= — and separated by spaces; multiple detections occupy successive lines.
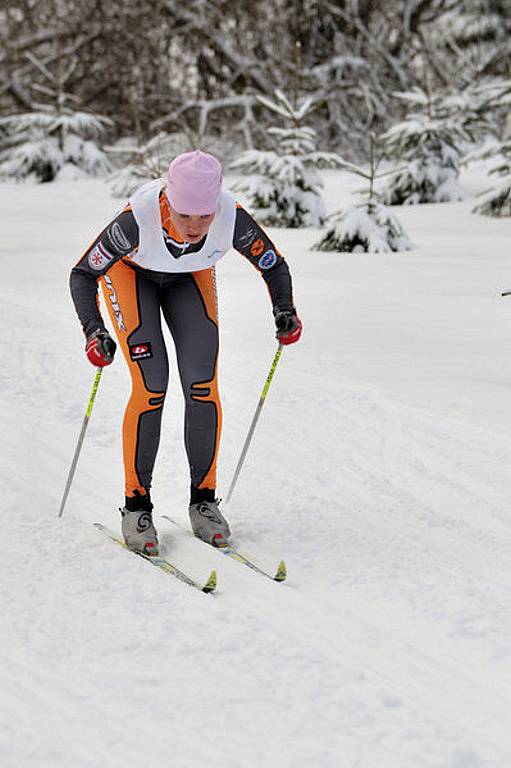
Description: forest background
xmin=1 ymin=0 xmax=509 ymax=162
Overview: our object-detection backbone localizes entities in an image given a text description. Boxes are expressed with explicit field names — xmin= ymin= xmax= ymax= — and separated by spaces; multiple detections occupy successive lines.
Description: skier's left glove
xmin=273 ymin=308 xmax=302 ymax=345
xmin=85 ymin=328 xmax=117 ymax=367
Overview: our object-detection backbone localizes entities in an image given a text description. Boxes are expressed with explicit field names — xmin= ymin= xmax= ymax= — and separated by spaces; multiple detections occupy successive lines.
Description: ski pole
xmin=226 ymin=343 xmax=283 ymax=504
xmin=58 ymin=367 xmax=103 ymax=518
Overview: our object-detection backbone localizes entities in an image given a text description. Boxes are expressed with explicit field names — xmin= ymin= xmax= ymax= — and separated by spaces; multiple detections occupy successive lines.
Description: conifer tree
xmin=107 ymin=132 xmax=189 ymax=197
xmin=315 ymin=134 xmax=413 ymax=253
xmin=380 ymin=85 xmax=481 ymax=205
xmin=471 ymin=139 xmax=511 ymax=217
xmin=230 ymin=89 xmax=343 ymax=227
xmin=465 ymin=79 xmax=511 ymax=217
xmin=0 ymin=54 xmax=112 ymax=182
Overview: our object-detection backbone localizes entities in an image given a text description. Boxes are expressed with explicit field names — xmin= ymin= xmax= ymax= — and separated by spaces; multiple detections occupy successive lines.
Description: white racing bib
xmin=129 ymin=179 xmax=236 ymax=273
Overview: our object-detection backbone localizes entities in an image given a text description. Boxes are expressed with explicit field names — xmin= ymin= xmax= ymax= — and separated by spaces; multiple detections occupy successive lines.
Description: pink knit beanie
xmin=166 ymin=150 xmax=223 ymax=215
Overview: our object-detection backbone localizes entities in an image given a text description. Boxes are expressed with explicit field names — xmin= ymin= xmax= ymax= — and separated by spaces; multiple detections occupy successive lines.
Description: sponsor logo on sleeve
xmin=88 ymin=242 xmax=113 ymax=271
xmin=237 ymin=227 xmax=257 ymax=248
xmin=258 ymin=249 xmax=277 ymax=270
xmin=129 ymin=342 xmax=153 ymax=361
xmin=250 ymin=239 xmax=265 ymax=257
xmin=107 ymin=222 xmax=132 ymax=253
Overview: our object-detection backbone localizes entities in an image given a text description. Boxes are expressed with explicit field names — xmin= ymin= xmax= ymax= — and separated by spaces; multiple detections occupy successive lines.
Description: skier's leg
xmin=161 ymin=268 xmax=230 ymax=545
xmin=100 ymin=262 xmax=169 ymax=502
xmin=161 ymin=268 xmax=222 ymax=493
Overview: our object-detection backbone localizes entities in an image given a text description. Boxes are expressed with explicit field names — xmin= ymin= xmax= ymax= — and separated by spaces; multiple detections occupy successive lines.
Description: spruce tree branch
xmin=24 ymin=51 xmax=55 ymax=85
xmin=162 ymin=3 xmax=274 ymax=95
xmin=325 ymin=4 xmax=410 ymax=88
xmin=417 ymin=29 xmax=452 ymax=87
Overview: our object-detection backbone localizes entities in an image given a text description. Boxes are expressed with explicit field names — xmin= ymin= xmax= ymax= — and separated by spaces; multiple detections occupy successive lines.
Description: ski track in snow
xmin=1 ymin=176 xmax=511 ymax=767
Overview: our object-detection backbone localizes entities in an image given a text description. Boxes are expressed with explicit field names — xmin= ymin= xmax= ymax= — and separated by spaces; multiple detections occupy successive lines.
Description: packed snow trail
xmin=1 ymin=176 xmax=511 ymax=768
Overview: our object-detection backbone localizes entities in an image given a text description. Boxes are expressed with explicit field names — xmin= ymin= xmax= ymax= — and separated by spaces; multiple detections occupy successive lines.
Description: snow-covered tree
xmin=0 ymin=53 xmax=112 ymax=182
xmin=230 ymin=90 xmax=344 ymax=228
xmin=2 ymin=1 xmax=510 ymax=159
xmin=379 ymin=85 xmax=479 ymax=205
xmin=106 ymin=132 xmax=190 ymax=198
xmin=462 ymin=79 xmax=511 ymax=217
xmin=470 ymin=139 xmax=511 ymax=217
xmin=0 ymin=109 xmax=112 ymax=182
xmin=315 ymin=134 xmax=413 ymax=253
xmin=316 ymin=202 xmax=413 ymax=253
xmin=427 ymin=1 xmax=511 ymax=87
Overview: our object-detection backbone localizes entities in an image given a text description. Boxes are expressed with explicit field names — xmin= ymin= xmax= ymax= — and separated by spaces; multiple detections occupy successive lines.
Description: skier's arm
xmin=69 ymin=208 xmax=139 ymax=337
xmin=232 ymin=205 xmax=295 ymax=313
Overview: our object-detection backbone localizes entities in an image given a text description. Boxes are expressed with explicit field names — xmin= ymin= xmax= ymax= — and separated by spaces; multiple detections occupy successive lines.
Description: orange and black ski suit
xmin=70 ymin=188 xmax=295 ymax=500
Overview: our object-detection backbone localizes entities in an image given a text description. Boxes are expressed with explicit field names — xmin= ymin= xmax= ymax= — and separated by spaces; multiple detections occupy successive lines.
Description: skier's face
xmin=168 ymin=207 xmax=215 ymax=243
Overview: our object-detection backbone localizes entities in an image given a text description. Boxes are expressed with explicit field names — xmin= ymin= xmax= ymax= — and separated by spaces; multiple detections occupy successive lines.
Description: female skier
xmin=70 ymin=150 xmax=301 ymax=556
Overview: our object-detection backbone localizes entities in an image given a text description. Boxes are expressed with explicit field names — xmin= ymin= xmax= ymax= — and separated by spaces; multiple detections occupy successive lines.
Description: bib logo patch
xmin=129 ymin=342 xmax=153 ymax=361
xmin=163 ymin=229 xmax=191 ymax=258
xmin=258 ymin=249 xmax=277 ymax=270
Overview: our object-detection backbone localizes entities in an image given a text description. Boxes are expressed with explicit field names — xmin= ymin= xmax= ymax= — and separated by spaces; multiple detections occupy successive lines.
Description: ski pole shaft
xmin=226 ymin=344 xmax=283 ymax=504
xmin=58 ymin=367 xmax=103 ymax=518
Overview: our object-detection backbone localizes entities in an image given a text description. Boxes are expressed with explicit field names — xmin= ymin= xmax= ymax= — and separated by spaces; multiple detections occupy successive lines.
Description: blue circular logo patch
xmin=258 ymin=249 xmax=277 ymax=270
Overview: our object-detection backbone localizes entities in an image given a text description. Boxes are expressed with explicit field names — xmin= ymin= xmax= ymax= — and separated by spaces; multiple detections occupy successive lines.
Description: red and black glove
xmin=85 ymin=329 xmax=117 ymax=367
xmin=274 ymin=308 xmax=302 ymax=345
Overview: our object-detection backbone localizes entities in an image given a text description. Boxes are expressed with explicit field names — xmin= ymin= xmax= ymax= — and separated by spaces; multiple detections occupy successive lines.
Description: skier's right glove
xmin=85 ymin=329 xmax=117 ymax=367
xmin=273 ymin=308 xmax=303 ymax=345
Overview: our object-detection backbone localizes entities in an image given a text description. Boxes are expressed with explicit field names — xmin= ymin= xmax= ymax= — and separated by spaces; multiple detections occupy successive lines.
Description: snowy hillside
xmin=1 ymin=171 xmax=511 ymax=768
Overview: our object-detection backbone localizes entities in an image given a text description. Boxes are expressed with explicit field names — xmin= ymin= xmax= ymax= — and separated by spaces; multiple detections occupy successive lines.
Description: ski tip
xmin=274 ymin=560 xmax=287 ymax=582
xmin=202 ymin=569 xmax=218 ymax=593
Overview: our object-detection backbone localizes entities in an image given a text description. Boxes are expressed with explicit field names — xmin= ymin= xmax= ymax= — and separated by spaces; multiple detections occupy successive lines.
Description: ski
xmin=161 ymin=515 xmax=287 ymax=583
xmin=94 ymin=522 xmax=217 ymax=594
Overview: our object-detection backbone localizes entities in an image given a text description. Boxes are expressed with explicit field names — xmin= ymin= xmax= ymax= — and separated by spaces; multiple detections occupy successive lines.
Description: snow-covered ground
xmin=1 ymin=170 xmax=511 ymax=768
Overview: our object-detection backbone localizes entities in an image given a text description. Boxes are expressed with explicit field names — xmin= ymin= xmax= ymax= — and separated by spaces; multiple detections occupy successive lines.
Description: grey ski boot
xmin=188 ymin=499 xmax=231 ymax=547
xmin=121 ymin=492 xmax=159 ymax=556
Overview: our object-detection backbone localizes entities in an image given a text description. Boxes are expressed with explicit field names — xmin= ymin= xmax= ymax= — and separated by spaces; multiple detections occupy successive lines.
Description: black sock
xmin=190 ymin=484 xmax=215 ymax=504
xmin=125 ymin=489 xmax=153 ymax=512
